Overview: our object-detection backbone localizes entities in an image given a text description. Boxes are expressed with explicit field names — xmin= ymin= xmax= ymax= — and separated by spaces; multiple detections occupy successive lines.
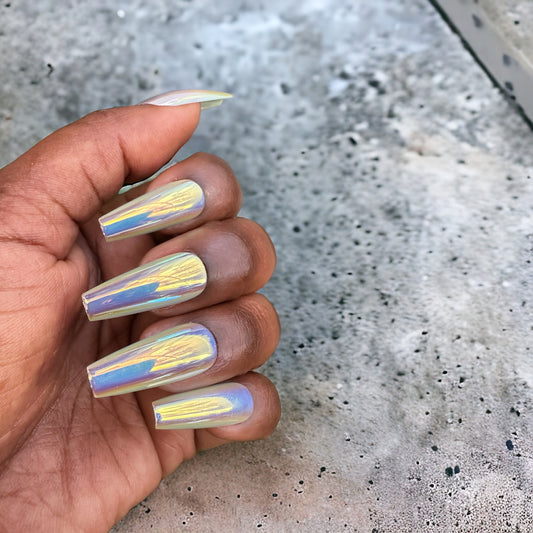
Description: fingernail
xmin=100 ymin=180 xmax=205 ymax=241
xmin=153 ymin=382 xmax=253 ymax=430
xmin=82 ymin=252 xmax=206 ymax=321
xmin=87 ymin=323 xmax=217 ymax=397
xmin=141 ymin=89 xmax=233 ymax=110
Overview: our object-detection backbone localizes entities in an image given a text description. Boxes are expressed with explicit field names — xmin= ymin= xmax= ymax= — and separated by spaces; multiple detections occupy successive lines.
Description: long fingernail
xmin=142 ymin=89 xmax=233 ymax=110
xmin=100 ymin=180 xmax=205 ymax=241
xmin=153 ymin=382 xmax=253 ymax=430
xmin=82 ymin=252 xmax=206 ymax=321
xmin=87 ymin=323 xmax=216 ymax=397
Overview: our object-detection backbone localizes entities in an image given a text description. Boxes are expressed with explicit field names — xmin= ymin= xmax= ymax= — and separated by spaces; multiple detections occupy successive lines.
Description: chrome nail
xmin=142 ymin=89 xmax=233 ymax=110
xmin=82 ymin=252 xmax=206 ymax=321
xmin=88 ymin=323 xmax=217 ymax=397
xmin=100 ymin=180 xmax=205 ymax=241
xmin=153 ymin=382 xmax=253 ymax=430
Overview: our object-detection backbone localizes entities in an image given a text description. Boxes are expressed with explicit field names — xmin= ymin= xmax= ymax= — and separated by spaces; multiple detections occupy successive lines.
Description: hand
xmin=0 ymin=96 xmax=280 ymax=531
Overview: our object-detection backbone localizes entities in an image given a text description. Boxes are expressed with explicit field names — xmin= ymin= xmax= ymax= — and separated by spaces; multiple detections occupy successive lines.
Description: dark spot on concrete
xmin=454 ymin=465 xmax=460 ymax=474
xmin=431 ymin=445 xmax=438 ymax=451
xmin=504 ymin=81 xmax=514 ymax=92
xmin=506 ymin=440 xmax=514 ymax=450
xmin=445 ymin=467 xmax=454 ymax=477
xmin=503 ymin=54 xmax=512 ymax=66
xmin=472 ymin=14 xmax=483 ymax=28
xmin=293 ymin=225 xmax=301 ymax=233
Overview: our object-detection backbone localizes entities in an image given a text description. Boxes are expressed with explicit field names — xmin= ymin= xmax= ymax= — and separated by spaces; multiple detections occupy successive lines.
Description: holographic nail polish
xmin=142 ymin=89 xmax=233 ymax=110
xmin=100 ymin=180 xmax=205 ymax=241
xmin=82 ymin=252 xmax=206 ymax=321
xmin=153 ymin=382 xmax=253 ymax=430
xmin=87 ymin=323 xmax=217 ymax=397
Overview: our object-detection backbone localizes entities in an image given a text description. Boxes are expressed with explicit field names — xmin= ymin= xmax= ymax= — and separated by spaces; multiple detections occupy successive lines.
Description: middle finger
xmin=82 ymin=217 xmax=276 ymax=321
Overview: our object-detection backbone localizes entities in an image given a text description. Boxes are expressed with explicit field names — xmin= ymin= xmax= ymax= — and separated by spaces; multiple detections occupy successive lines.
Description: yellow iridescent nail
xmin=153 ymin=382 xmax=254 ymax=430
xmin=87 ymin=323 xmax=217 ymax=397
xmin=100 ymin=180 xmax=205 ymax=241
xmin=82 ymin=252 xmax=206 ymax=321
xmin=141 ymin=89 xmax=233 ymax=110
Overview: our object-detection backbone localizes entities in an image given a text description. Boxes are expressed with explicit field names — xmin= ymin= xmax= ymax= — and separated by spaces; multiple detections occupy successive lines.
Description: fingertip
xmin=196 ymin=373 xmax=281 ymax=450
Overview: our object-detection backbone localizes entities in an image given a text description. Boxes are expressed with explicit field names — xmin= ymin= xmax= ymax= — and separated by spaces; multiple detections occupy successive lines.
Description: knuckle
xmin=239 ymin=219 xmax=276 ymax=285
xmin=80 ymin=108 xmax=119 ymax=129
xmin=188 ymin=153 xmax=242 ymax=216
xmin=196 ymin=153 xmax=241 ymax=208
xmin=190 ymin=152 xmax=235 ymax=182
xmin=234 ymin=295 xmax=280 ymax=364
xmin=258 ymin=378 xmax=282 ymax=437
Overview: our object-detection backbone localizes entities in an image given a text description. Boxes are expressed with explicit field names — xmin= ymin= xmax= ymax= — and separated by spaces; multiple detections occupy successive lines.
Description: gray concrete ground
xmin=2 ymin=1 xmax=533 ymax=531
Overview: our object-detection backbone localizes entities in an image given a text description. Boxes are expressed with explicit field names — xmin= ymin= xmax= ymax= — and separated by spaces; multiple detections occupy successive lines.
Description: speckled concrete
xmin=2 ymin=1 xmax=533 ymax=531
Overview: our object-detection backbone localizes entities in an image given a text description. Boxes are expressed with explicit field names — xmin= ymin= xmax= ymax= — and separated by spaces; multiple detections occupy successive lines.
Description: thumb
xmin=0 ymin=97 xmax=206 ymax=257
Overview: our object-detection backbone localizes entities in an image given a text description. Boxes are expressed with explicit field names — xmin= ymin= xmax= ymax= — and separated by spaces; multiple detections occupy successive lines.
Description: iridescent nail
xmin=82 ymin=252 xmax=206 ymax=321
xmin=87 ymin=323 xmax=217 ymax=397
xmin=153 ymin=382 xmax=253 ymax=430
xmin=142 ymin=89 xmax=233 ymax=110
xmin=100 ymin=180 xmax=205 ymax=241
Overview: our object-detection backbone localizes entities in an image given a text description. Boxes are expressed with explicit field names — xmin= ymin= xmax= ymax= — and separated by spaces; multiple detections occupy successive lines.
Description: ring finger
xmin=86 ymin=293 xmax=280 ymax=398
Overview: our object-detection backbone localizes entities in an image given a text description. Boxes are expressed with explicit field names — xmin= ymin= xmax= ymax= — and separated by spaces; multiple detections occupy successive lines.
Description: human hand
xmin=0 ymin=91 xmax=280 ymax=531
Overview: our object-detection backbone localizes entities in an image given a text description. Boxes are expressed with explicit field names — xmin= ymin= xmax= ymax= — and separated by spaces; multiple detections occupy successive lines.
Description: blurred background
xmin=2 ymin=1 xmax=533 ymax=530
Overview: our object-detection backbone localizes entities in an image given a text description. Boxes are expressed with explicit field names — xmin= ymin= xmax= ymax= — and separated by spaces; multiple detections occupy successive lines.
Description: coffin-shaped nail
xmin=82 ymin=252 xmax=206 ymax=321
xmin=100 ymin=180 xmax=205 ymax=241
xmin=142 ymin=89 xmax=233 ymax=110
xmin=153 ymin=382 xmax=253 ymax=430
xmin=87 ymin=323 xmax=217 ymax=397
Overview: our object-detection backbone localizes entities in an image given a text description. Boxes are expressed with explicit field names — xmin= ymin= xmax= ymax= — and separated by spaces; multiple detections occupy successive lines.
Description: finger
xmin=196 ymin=373 xmax=281 ymax=451
xmin=157 ymin=294 xmax=280 ymax=392
xmin=0 ymin=102 xmax=201 ymax=258
xmin=136 ymin=372 xmax=281 ymax=476
xmin=86 ymin=294 xmax=280 ymax=397
xmin=82 ymin=218 xmax=276 ymax=321
xmin=144 ymin=218 xmax=277 ymax=316
xmin=98 ymin=152 xmax=242 ymax=242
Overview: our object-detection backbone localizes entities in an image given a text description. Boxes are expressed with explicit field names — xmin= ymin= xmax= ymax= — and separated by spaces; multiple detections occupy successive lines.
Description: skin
xmin=0 ymin=103 xmax=281 ymax=531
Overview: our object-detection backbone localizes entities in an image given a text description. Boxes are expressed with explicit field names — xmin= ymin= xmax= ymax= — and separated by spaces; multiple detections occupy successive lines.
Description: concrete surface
xmin=2 ymin=0 xmax=533 ymax=531
xmin=433 ymin=0 xmax=533 ymax=123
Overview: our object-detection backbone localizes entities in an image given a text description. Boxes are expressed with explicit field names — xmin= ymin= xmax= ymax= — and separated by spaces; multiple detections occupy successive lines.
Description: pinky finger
xmin=194 ymin=373 xmax=281 ymax=451
xmin=137 ymin=373 xmax=280 ymax=477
